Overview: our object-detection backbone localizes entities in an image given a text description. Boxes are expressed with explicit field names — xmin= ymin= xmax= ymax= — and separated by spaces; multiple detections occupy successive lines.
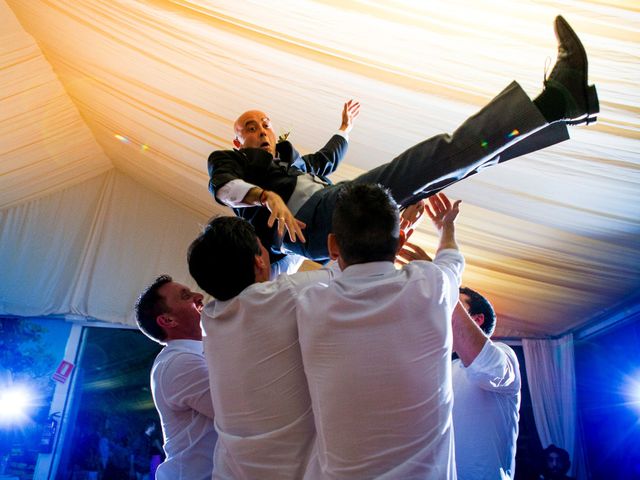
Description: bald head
xmin=233 ymin=110 xmax=277 ymax=156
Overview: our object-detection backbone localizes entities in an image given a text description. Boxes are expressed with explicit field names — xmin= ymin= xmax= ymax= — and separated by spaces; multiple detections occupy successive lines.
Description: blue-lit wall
xmin=575 ymin=318 xmax=640 ymax=478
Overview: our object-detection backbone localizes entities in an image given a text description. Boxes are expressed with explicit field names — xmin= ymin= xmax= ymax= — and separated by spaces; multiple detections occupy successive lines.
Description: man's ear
xmin=233 ymin=137 xmax=242 ymax=149
xmin=253 ymin=253 xmax=268 ymax=281
xmin=471 ymin=313 xmax=485 ymax=328
xmin=328 ymin=233 xmax=340 ymax=261
xmin=156 ymin=313 xmax=174 ymax=330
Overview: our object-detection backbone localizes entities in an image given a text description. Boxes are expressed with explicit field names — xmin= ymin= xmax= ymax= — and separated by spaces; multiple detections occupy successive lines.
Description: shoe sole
xmin=566 ymin=85 xmax=599 ymax=126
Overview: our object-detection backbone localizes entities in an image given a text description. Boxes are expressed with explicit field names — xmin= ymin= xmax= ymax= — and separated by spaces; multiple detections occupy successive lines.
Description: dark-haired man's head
xmin=135 ymin=275 xmax=204 ymax=344
xmin=542 ymin=444 xmax=571 ymax=478
xmin=459 ymin=286 xmax=497 ymax=336
xmin=188 ymin=216 xmax=271 ymax=301
xmin=329 ymin=183 xmax=400 ymax=268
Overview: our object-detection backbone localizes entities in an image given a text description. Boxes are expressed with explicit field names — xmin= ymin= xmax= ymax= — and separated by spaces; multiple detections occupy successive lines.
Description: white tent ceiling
xmin=1 ymin=0 xmax=638 ymax=338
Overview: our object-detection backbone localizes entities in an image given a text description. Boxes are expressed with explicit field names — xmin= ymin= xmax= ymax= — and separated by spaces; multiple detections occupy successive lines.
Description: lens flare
xmin=507 ymin=129 xmax=520 ymax=138
xmin=624 ymin=371 xmax=640 ymax=415
xmin=0 ymin=385 xmax=35 ymax=426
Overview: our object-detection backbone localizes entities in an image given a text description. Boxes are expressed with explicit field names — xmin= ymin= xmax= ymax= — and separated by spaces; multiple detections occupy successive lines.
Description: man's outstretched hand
xmin=425 ymin=193 xmax=461 ymax=232
xmin=400 ymin=200 xmax=426 ymax=244
xmin=339 ymin=99 xmax=361 ymax=134
xmin=425 ymin=192 xmax=461 ymax=253
xmin=262 ymin=190 xmax=306 ymax=243
xmin=396 ymin=241 xmax=433 ymax=266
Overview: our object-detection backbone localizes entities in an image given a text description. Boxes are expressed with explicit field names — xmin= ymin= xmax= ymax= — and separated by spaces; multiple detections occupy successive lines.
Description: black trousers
xmin=289 ymin=81 xmax=570 ymax=262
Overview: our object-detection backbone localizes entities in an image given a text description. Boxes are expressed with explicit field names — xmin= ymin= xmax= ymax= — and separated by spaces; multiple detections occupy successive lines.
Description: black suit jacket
xmin=208 ymin=135 xmax=348 ymax=260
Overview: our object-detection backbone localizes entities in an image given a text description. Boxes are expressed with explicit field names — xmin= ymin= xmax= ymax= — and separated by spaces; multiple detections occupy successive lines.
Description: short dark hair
xmin=135 ymin=275 xmax=173 ymax=343
xmin=459 ymin=286 xmax=497 ymax=336
xmin=332 ymin=183 xmax=400 ymax=265
xmin=543 ymin=444 xmax=571 ymax=472
xmin=188 ymin=216 xmax=260 ymax=301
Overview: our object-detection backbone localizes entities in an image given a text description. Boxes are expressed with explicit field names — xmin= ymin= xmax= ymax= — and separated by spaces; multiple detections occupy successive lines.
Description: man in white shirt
xmin=187 ymin=216 xmax=340 ymax=479
xmin=296 ymin=184 xmax=464 ymax=478
xmin=451 ymin=286 xmax=522 ymax=479
xmin=135 ymin=275 xmax=218 ymax=480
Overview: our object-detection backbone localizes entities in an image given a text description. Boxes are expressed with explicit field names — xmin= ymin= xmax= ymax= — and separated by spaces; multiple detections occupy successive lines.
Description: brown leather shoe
xmin=544 ymin=15 xmax=599 ymax=125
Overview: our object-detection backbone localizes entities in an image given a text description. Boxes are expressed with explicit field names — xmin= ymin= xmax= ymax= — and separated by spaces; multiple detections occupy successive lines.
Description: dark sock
xmin=533 ymin=85 xmax=566 ymax=123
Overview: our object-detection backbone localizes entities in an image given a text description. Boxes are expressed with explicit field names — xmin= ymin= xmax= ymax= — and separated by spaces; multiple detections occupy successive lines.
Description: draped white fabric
xmin=0 ymin=170 xmax=210 ymax=326
xmin=1 ymin=0 xmax=639 ymax=336
xmin=0 ymin=0 xmax=112 ymax=208
xmin=522 ymin=335 xmax=586 ymax=478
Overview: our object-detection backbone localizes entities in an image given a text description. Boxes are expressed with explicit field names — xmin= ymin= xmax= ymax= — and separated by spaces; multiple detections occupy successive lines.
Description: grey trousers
xmin=290 ymin=81 xmax=570 ymax=262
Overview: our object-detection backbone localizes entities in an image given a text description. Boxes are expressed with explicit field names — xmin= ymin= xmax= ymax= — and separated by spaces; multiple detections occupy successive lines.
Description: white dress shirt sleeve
xmin=270 ymin=254 xmax=306 ymax=278
xmin=464 ymin=341 xmax=521 ymax=395
xmin=433 ymin=248 xmax=465 ymax=307
xmin=216 ymin=179 xmax=257 ymax=208
xmin=160 ymin=352 xmax=215 ymax=418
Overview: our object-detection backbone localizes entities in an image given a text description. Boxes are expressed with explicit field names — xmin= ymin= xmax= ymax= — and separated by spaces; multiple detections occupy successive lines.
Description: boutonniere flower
xmin=278 ymin=131 xmax=291 ymax=143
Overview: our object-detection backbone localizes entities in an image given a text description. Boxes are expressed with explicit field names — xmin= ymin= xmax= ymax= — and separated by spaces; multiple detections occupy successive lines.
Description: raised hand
xmin=400 ymin=200 xmax=426 ymax=243
xmin=395 ymin=241 xmax=433 ymax=266
xmin=424 ymin=193 xmax=461 ymax=232
xmin=339 ymin=99 xmax=361 ymax=134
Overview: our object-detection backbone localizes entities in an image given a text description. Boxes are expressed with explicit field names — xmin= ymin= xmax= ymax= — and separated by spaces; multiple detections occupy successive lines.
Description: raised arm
xmin=424 ymin=193 xmax=461 ymax=253
xmin=452 ymin=301 xmax=488 ymax=367
xmin=300 ymin=100 xmax=360 ymax=177
xmin=396 ymin=194 xmax=460 ymax=264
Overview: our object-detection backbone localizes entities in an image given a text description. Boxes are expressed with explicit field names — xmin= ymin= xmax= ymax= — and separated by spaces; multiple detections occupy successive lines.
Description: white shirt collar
xmin=165 ymin=339 xmax=203 ymax=354
xmin=341 ymin=261 xmax=396 ymax=278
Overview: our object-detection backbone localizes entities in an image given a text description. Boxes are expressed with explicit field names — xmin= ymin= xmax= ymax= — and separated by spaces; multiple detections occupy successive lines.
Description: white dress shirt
xmin=150 ymin=339 xmax=217 ymax=480
xmin=296 ymin=249 xmax=464 ymax=479
xmin=270 ymin=252 xmax=306 ymax=278
xmin=201 ymin=268 xmax=337 ymax=479
xmin=452 ymin=340 xmax=521 ymax=479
